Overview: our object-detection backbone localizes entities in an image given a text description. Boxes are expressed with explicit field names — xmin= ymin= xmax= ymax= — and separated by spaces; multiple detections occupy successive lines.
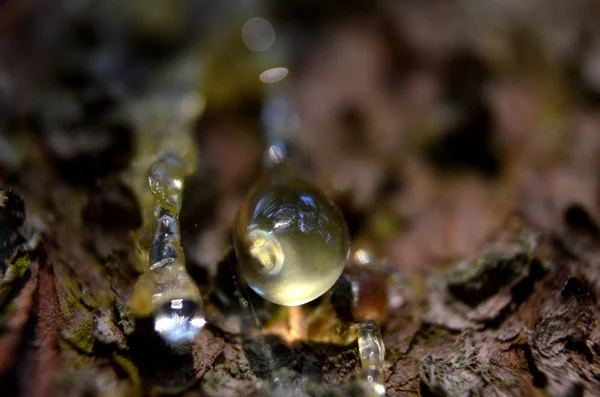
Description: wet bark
xmin=3 ymin=0 xmax=600 ymax=396
xmin=3 ymin=157 xmax=600 ymax=397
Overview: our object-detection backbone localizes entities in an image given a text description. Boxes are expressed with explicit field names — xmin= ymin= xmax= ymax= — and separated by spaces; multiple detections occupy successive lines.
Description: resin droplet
xmin=358 ymin=320 xmax=386 ymax=396
xmin=233 ymin=168 xmax=349 ymax=306
xmin=154 ymin=299 xmax=206 ymax=344
xmin=344 ymin=249 xmax=391 ymax=324
xmin=148 ymin=153 xmax=186 ymax=212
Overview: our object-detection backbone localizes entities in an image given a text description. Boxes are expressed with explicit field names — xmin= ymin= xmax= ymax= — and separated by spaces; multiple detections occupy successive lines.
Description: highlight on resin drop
xmin=247 ymin=226 xmax=284 ymax=274
xmin=264 ymin=141 xmax=289 ymax=168
xmin=154 ymin=299 xmax=207 ymax=344
xmin=358 ymin=320 xmax=386 ymax=396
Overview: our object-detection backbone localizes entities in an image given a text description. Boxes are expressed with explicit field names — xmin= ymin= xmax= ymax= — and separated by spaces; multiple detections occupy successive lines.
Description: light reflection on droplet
xmin=242 ymin=17 xmax=276 ymax=52
xmin=260 ymin=67 xmax=289 ymax=84
xmin=247 ymin=226 xmax=285 ymax=275
xmin=354 ymin=248 xmax=375 ymax=265
xmin=154 ymin=299 xmax=206 ymax=344
xmin=265 ymin=141 xmax=289 ymax=167
xmin=373 ymin=383 xmax=386 ymax=396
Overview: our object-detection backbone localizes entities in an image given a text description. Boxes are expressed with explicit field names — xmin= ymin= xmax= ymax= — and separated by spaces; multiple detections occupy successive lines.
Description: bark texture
xmin=2 ymin=0 xmax=600 ymax=396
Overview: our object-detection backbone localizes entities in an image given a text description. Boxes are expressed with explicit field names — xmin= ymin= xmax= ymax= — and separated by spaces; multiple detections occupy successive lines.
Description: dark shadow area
xmin=126 ymin=317 xmax=197 ymax=393
xmin=427 ymin=51 xmax=501 ymax=177
xmin=564 ymin=204 xmax=600 ymax=239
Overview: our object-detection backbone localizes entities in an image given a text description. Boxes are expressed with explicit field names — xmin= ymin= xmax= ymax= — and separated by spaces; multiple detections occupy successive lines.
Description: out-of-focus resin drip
xmin=357 ymin=320 xmax=386 ymax=396
xmin=123 ymin=52 xmax=204 ymax=234
xmin=143 ymin=153 xmax=205 ymax=344
xmin=261 ymin=91 xmax=299 ymax=168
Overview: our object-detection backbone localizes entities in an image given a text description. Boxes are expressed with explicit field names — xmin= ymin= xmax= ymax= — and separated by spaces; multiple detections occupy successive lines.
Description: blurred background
xmin=1 ymin=0 xmax=600 ymax=282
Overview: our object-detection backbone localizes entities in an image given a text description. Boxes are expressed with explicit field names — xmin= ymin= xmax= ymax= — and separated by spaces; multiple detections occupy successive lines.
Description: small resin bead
xmin=233 ymin=167 xmax=350 ymax=306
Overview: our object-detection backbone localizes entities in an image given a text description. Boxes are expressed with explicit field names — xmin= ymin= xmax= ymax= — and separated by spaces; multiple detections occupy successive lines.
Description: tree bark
xmin=2 ymin=1 xmax=600 ymax=396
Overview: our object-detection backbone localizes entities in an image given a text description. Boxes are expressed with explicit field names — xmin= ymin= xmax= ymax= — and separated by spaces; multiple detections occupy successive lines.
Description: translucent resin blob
xmin=358 ymin=320 xmax=386 ymax=396
xmin=145 ymin=153 xmax=205 ymax=344
xmin=233 ymin=167 xmax=350 ymax=306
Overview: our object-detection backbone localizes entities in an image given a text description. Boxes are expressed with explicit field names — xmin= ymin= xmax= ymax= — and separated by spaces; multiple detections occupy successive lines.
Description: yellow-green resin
xmin=234 ymin=167 xmax=350 ymax=306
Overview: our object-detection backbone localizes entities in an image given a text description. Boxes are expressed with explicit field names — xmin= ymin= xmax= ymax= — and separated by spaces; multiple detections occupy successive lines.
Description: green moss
xmin=422 ymin=326 xmax=452 ymax=347
xmin=12 ymin=253 xmax=30 ymax=278
xmin=0 ymin=252 xmax=31 ymax=318
xmin=61 ymin=314 xmax=96 ymax=354
xmin=0 ymin=251 xmax=30 ymax=286
xmin=518 ymin=352 xmax=530 ymax=373
xmin=0 ymin=301 xmax=16 ymax=326
xmin=227 ymin=362 xmax=240 ymax=377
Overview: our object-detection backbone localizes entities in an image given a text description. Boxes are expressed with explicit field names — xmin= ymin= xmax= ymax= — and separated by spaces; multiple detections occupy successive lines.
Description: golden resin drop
xmin=233 ymin=168 xmax=350 ymax=306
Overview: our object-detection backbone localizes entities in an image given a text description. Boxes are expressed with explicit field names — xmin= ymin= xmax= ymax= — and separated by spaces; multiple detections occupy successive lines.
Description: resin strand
xmin=358 ymin=320 xmax=386 ymax=396
xmin=147 ymin=153 xmax=205 ymax=344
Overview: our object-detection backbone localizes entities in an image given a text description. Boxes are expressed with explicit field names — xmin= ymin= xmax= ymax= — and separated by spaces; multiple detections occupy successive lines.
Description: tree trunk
xmin=2 ymin=1 xmax=600 ymax=396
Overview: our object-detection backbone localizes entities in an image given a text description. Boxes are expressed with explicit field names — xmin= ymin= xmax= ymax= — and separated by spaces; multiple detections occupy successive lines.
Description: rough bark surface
xmin=2 ymin=0 xmax=600 ymax=396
